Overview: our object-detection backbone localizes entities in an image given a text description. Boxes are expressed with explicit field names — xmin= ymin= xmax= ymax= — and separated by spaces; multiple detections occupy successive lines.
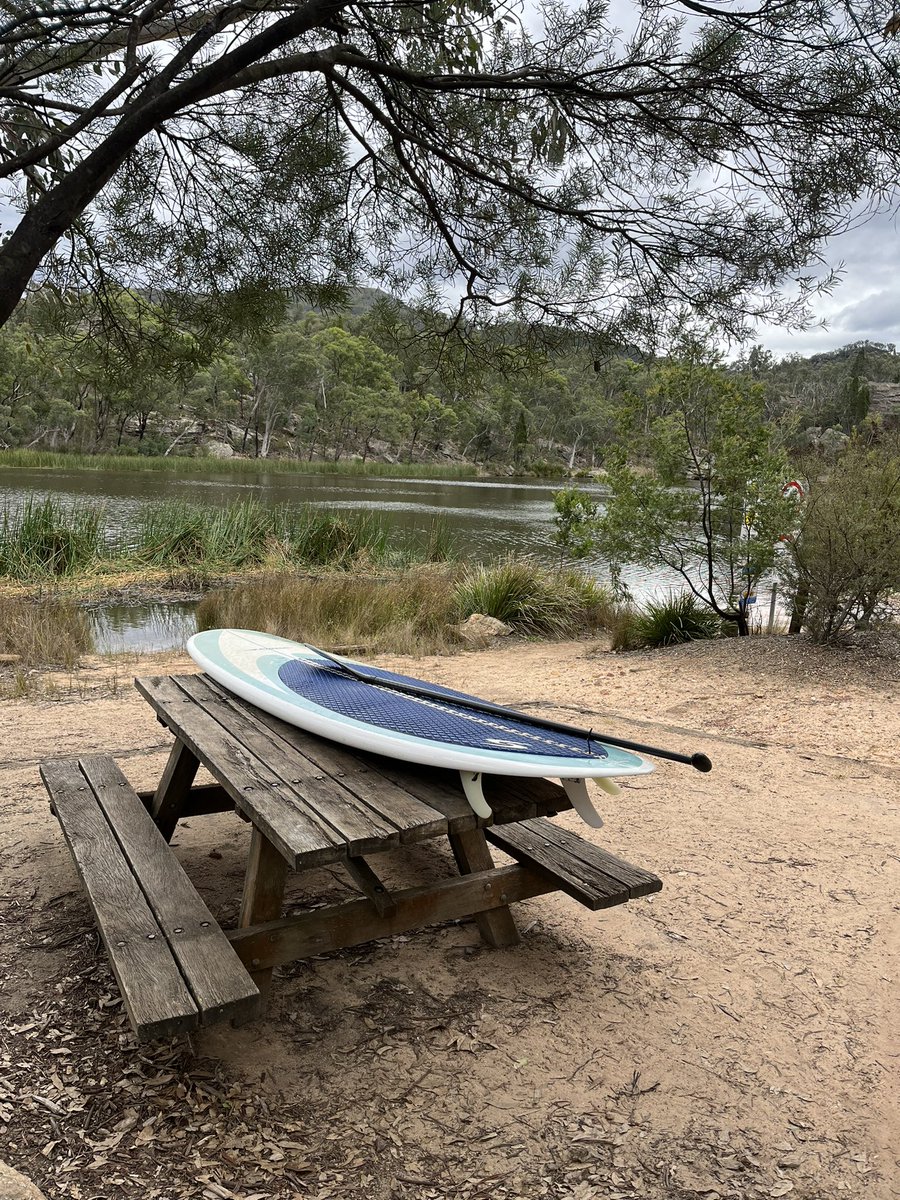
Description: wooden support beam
xmin=448 ymin=828 xmax=520 ymax=948
xmin=345 ymin=856 xmax=396 ymax=917
xmin=238 ymin=828 xmax=289 ymax=1011
xmin=227 ymin=864 xmax=553 ymax=970
xmin=149 ymin=740 xmax=199 ymax=842
xmin=138 ymin=783 xmax=234 ymax=818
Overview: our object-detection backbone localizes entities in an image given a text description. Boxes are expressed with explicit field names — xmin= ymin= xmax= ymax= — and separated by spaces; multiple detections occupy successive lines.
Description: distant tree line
xmin=1 ymin=290 xmax=899 ymax=468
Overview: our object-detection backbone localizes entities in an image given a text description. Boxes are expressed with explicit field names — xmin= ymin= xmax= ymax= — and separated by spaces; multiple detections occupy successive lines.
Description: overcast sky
xmin=751 ymin=208 xmax=900 ymax=358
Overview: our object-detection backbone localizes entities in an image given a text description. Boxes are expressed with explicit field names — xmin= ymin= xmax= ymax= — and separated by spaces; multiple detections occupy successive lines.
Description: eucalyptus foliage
xmin=594 ymin=352 xmax=794 ymax=635
xmin=3 ymin=0 xmax=900 ymax=340
xmin=781 ymin=435 xmax=900 ymax=643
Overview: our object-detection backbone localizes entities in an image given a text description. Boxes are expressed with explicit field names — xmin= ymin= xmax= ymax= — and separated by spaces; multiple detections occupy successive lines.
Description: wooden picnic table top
xmin=136 ymin=673 xmax=571 ymax=872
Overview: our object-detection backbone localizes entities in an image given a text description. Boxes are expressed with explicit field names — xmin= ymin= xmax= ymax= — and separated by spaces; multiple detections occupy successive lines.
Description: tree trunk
xmin=789 ymin=579 xmax=809 ymax=634
xmin=0 ymin=0 xmax=348 ymax=328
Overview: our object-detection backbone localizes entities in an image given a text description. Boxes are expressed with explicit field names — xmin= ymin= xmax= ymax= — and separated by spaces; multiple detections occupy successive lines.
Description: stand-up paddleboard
xmin=187 ymin=629 xmax=655 ymax=827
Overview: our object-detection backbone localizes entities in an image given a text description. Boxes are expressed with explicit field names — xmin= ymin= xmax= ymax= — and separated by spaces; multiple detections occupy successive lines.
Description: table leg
xmin=150 ymin=739 xmax=200 ymax=842
xmin=238 ymin=827 xmax=289 ymax=1012
xmin=448 ymin=828 xmax=520 ymax=948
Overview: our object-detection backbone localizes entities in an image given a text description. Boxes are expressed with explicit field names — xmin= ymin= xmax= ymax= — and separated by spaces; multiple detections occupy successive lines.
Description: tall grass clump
xmin=197 ymin=566 xmax=459 ymax=655
xmin=281 ymin=509 xmax=391 ymax=568
xmin=420 ymin=518 xmax=455 ymax=563
xmin=0 ymin=593 xmax=94 ymax=669
xmin=0 ymin=497 xmax=105 ymax=579
xmin=630 ymin=592 xmax=721 ymax=648
xmin=135 ymin=500 xmax=274 ymax=569
xmin=453 ymin=558 xmax=612 ymax=637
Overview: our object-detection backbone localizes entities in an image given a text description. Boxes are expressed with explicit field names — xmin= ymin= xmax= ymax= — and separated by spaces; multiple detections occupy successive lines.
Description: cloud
xmin=754 ymin=209 xmax=900 ymax=358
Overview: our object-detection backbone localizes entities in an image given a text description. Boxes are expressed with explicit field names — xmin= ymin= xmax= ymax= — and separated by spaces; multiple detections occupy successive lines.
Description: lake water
xmin=0 ymin=464 xmax=776 ymax=650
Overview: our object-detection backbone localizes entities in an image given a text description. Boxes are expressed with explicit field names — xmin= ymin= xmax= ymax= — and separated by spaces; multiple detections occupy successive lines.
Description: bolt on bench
xmin=42 ymin=673 xmax=662 ymax=1042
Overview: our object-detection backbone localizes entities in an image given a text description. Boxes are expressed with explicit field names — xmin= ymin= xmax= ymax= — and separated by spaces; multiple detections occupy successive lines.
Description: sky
xmin=751 ymin=209 xmax=900 ymax=358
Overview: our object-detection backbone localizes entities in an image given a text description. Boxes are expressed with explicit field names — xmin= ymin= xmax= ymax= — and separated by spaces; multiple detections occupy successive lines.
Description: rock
xmin=0 ymin=1161 xmax=47 ymax=1200
xmin=203 ymin=440 xmax=234 ymax=458
xmin=452 ymin=613 xmax=513 ymax=644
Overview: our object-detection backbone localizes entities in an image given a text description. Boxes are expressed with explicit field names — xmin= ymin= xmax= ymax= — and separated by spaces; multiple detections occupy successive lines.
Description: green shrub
xmin=631 ymin=592 xmax=721 ymax=648
xmin=781 ymin=435 xmax=900 ymax=643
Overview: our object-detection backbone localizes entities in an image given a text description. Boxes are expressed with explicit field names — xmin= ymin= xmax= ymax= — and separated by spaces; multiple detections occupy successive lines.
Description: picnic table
xmin=41 ymin=672 xmax=662 ymax=1042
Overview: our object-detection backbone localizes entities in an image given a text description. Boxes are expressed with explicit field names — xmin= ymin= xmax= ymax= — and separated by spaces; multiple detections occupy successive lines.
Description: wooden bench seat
xmin=486 ymin=817 xmax=662 ymax=910
xmin=41 ymin=754 xmax=259 ymax=1041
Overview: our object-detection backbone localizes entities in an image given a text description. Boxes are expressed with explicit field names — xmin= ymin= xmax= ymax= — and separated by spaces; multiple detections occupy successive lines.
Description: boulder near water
xmin=452 ymin=613 xmax=513 ymax=645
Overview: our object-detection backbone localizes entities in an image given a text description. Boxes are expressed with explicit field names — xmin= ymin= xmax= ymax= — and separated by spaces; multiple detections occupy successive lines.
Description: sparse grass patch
xmin=0 ymin=593 xmax=94 ymax=676
xmin=607 ymin=602 xmax=643 ymax=651
xmin=197 ymin=567 xmax=461 ymax=656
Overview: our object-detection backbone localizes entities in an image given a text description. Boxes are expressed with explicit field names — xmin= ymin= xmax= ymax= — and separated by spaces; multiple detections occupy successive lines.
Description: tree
xmin=305 ymin=326 xmax=405 ymax=460
xmin=593 ymin=352 xmax=794 ymax=636
xmin=552 ymin=486 xmax=598 ymax=565
xmin=2 ymin=1 xmax=900 ymax=341
xmin=779 ymin=436 xmax=900 ymax=643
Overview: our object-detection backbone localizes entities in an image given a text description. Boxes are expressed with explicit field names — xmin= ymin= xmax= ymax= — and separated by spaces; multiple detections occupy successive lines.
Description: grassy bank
xmin=0 ymin=497 xmax=450 ymax=583
xmin=0 ymin=448 xmax=493 ymax=481
xmin=198 ymin=560 xmax=613 ymax=656
xmin=0 ymin=557 xmax=615 ymax=698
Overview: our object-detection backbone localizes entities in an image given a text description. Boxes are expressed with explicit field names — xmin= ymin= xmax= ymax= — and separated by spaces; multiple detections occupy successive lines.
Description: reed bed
xmin=0 ymin=448 xmax=481 ymax=480
xmin=0 ymin=497 xmax=443 ymax=581
xmin=0 ymin=498 xmax=105 ymax=579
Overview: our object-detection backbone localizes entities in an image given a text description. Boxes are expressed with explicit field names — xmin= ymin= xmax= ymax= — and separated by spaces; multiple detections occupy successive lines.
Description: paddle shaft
xmin=306 ymin=644 xmax=712 ymax=773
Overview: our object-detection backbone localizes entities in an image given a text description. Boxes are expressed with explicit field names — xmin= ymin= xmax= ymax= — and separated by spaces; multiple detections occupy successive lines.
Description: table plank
xmin=174 ymin=675 xmax=400 ymax=856
xmin=486 ymin=818 xmax=662 ymax=909
xmin=136 ymin=676 xmax=339 ymax=869
xmin=201 ymin=677 xmax=451 ymax=844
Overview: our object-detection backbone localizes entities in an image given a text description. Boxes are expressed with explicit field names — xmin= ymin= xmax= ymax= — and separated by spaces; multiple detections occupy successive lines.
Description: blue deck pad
xmin=277 ymin=658 xmax=608 ymax=760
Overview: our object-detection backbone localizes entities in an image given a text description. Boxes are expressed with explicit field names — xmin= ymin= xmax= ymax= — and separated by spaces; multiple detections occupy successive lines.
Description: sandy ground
xmin=0 ymin=636 xmax=897 ymax=1200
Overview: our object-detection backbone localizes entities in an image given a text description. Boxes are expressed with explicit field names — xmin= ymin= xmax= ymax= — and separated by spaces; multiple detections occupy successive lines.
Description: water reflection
xmin=87 ymin=601 xmax=198 ymax=654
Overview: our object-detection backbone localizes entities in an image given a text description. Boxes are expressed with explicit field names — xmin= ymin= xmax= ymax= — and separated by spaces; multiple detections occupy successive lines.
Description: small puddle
xmin=86 ymin=601 xmax=198 ymax=654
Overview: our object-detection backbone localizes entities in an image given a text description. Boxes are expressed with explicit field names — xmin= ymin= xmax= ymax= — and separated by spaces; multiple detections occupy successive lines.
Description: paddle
xmin=304 ymin=643 xmax=712 ymax=773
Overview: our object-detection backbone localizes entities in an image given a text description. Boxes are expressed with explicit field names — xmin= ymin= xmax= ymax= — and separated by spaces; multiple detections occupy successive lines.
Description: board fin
xmin=460 ymin=771 xmax=493 ymax=820
xmin=562 ymin=778 xmax=605 ymax=828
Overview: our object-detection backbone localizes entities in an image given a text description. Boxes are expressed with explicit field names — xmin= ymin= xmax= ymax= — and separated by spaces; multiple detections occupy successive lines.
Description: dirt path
xmin=0 ymin=637 xmax=897 ymax=1200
